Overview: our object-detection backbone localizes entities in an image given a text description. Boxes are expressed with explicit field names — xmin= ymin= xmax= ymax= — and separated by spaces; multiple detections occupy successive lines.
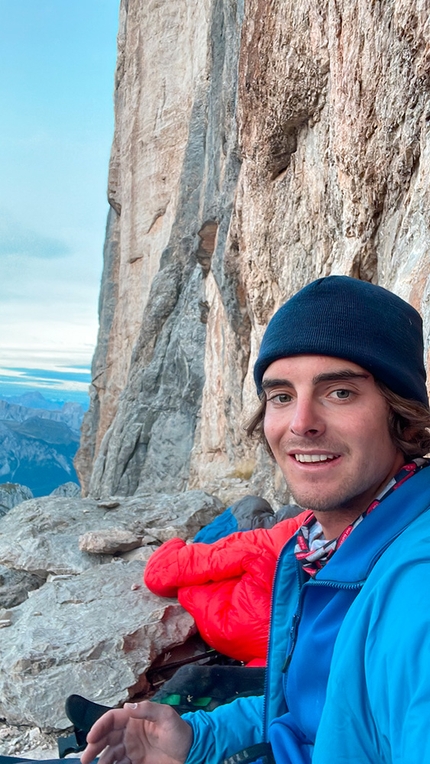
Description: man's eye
xmin=267 ymin=393 xmax=292 ymax=404
xmin=331 ymin=389 xmax=351 ymax=400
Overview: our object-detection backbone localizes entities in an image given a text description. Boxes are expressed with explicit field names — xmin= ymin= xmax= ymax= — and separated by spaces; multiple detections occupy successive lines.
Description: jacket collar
xmin=313 ymin=465 xmax=430 ymax=585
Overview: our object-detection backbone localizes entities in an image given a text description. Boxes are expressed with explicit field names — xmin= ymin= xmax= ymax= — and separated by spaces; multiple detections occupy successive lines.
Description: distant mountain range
xmin=3 ymin=390 xmax=79 ymax=411
xmin=0 ymin=393 xmax=84 ymax=497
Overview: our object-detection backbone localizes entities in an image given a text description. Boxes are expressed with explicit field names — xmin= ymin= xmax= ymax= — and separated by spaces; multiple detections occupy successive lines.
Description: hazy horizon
xmin=0 ymin=365 xmax=91 ymax=408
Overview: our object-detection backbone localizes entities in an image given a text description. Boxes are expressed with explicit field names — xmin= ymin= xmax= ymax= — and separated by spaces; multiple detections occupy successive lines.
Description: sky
xmin=0 ymin=0 xmax=120 ymax=407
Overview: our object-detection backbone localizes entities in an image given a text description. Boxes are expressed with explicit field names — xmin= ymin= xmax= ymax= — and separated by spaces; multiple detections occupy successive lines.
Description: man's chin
xmin=288 ymin=487 xmax=348 ymax=514
xmin=289 ymin=487 xmax=368 ymax=515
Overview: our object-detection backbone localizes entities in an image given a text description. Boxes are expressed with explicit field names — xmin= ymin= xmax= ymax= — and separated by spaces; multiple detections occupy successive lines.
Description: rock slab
xmin=0 ymin=560 xmax=195 ymax=730
xmin=0 ymin=490 xmax=223 ymax=730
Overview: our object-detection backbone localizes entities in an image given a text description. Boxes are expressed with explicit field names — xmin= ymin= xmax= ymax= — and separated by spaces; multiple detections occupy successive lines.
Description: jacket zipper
xmin=262 ymin=545 xmax=303 ymax=736
xmin=281 ymin=560 xmax=307 ymax=674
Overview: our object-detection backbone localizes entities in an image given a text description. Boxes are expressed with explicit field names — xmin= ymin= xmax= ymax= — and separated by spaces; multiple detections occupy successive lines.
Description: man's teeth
xmin=294 ymin=454 xmax=337 ymax=463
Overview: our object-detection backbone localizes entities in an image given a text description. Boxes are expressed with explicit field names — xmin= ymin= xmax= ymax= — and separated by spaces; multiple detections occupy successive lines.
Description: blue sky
xmin=0 ymin=0 xmax=119 ymax=404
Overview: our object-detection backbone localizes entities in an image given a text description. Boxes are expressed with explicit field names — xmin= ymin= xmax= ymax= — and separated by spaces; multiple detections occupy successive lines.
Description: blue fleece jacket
xmin=183 ymin=466 xmax=430 ymax=764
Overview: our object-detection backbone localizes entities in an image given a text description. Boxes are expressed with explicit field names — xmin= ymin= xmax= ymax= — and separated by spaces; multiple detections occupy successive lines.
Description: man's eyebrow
xmin=261 ymin=378 xmax=294 ymax=390
xmin=312 ymin=370 xmax=370 ymax=385
xmin=261 ymin=369 xmax=370 ymax=391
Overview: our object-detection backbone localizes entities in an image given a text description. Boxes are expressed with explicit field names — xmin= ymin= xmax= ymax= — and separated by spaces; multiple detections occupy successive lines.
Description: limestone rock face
xmin=76 ymin=0 xmax=430 ymax=505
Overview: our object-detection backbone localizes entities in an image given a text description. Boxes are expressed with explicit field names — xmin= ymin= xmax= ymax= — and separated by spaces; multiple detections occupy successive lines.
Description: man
xmin=81 ymin=275 xmax=430 ymax=764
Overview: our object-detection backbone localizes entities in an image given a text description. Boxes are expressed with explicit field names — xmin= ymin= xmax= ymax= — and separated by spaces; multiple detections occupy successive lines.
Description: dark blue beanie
xmin=254 ymin=276 xmax=428 ymax=406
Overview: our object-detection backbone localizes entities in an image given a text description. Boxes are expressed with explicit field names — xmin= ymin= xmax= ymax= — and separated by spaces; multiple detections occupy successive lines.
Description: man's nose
xmin=289 ymin=397 xmax=325 ymax=437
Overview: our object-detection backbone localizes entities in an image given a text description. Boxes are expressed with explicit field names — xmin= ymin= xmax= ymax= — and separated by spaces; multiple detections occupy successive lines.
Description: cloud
xmin=0 ymin=366 xmax=91 ymax=400
xmin=0 ymin=210 xmax=70 ymax=259
xmin=0 ymin=340 xmax=97 ymax=370
xmin=9 ymin=367 xmax=92 ymax=384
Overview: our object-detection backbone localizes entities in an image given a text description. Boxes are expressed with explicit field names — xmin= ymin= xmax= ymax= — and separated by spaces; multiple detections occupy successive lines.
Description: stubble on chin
xmin=286 ymin=475 xmax=365 ymax=515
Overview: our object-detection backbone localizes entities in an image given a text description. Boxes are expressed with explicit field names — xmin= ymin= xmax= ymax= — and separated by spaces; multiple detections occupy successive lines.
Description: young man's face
xmin=262 ymin=355 xmax=405 ymax=518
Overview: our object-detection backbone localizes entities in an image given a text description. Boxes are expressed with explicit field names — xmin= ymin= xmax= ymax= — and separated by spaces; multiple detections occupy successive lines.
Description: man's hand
xmin=80 ymin=700 xmax=193 ymax=764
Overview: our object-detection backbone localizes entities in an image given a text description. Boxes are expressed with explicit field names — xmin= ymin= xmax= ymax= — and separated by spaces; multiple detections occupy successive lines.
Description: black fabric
xmin=221 ymin=742 xmax=275 ymax=764
xmin=274 ymin=504 xmax=303 ymax=522
xmin=57 ymin=695 xmax=112 ymax=757
xmin=229 ymin=496 xmax=303 ymax=531
xmin=230 ymin=496 xmax=274 ymax=530
xmin=58 ymin=731 xmax=87 ymax=759
xmin=152 ymin=664 xmax=266 ymax=714
xmin=65 ymin=694 xmax=111 ymax=736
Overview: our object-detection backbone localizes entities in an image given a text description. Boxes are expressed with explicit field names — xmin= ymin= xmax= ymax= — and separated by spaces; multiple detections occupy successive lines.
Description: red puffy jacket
xmin=144 ymin=512 xmax=309 ymax=663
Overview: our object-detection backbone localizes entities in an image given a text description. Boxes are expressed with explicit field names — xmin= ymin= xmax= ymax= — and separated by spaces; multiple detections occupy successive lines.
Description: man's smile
xmin=292 ymin=453 xmax=340 ymax=463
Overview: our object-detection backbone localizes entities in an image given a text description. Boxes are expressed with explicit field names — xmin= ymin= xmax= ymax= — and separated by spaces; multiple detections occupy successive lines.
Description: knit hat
xmin=254 ymin=276 xmax=428 ymax=406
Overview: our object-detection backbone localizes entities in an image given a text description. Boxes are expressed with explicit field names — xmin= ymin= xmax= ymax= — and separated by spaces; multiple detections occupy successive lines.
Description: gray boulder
xmin=50 ymin=482 xmax=81 ymax=498
xmin=0 ymin=484 xmax=33 ymax=517
xmin=0 ymin=489 xmax=223 ymax=730
xmin=0 ymin=566 xmax=43 ymax=609
xmin=0 ymin=491 xmax=222 ymax=577
xmin=0 ymin=560 xmax=195 ymax=729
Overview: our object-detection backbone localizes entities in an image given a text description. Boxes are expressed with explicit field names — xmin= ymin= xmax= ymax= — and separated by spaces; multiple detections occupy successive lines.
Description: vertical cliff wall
xmin=76 ymin=0 xmax=430 ymax=504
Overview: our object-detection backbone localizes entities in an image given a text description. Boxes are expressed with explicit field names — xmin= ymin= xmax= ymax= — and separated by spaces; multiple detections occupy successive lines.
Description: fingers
xmin=80 ymin=738 xmax=120 ymax=764
xmin=84 ymin=740 xmax=126 ymax=764
xmin=81 ymin=708 xmax=130 ymax=764
xmin=85 ymin=708 xmax=129 ymax=744
xmin=96 ymin=742 xmax=128 ymax=764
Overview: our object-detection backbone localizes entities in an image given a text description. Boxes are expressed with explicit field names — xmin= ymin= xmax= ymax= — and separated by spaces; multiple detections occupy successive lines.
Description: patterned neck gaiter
xmin=294 ymin=459 xmax=429 ymax=577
